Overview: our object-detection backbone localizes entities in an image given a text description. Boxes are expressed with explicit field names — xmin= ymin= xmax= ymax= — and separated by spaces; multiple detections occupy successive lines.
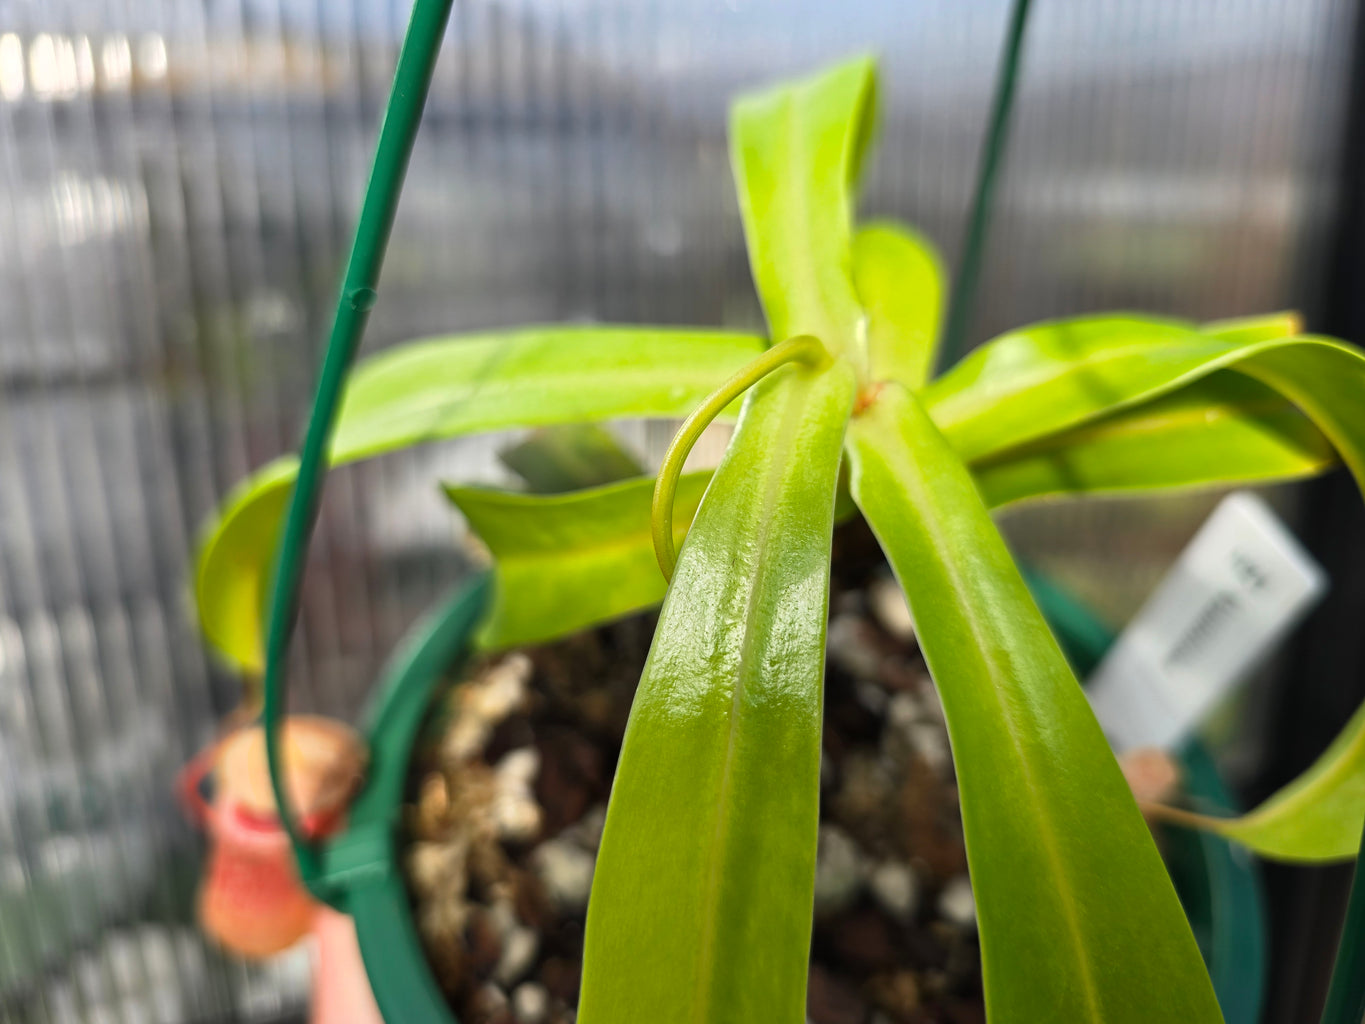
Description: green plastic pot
xmin=259 ymin=565 xmax=1266 ymax=1024
xmin=251 ymin=0 xmax=1267 ymax=1018
xmin=285 ymin=575 xmax=491 ymax=1024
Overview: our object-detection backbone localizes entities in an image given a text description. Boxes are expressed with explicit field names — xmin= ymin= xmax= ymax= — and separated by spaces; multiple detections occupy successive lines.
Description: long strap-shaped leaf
xmin=579 ymin=361 xmax=856 ymax=1024
xmin=1154 ymin=700 xmax=1365 ymax=864
xmin=924 ymin=314 xmax=1260 ymax=461
xmin=438 ymin=312 xmax=1330 ymax=653
xmin=847 ymin=383 xmax=1224 ymax=1024
xmin=202 ymin=314 xmax=1338 ymax=679
xmin=331 ymin=327 xmax=762 ymax=457
xmin=194 ymin=327 xmax=763 ymax=671
xmin=197 ymin=209 xmax=934 ymax=674
xmin=730 ymin=57 xmax=874 ymax=359
xmin=1138 ymin=336 xmax=1365 ymax=861
xmin=451 ymin=372 xmax=1332 ymax=652
xmin=926 ymin=323 xmax=1365 ymax=862
xmin=971 ymin=371 xmax=1333 ymax=507
xmin=450 ymin=332 xmax=1365 ymax=863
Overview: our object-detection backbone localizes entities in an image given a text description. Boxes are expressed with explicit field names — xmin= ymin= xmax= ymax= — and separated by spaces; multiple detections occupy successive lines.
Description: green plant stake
xmin=199 ymin=0 xmax=1365 ymax=1017
xmin=260 ymin=0 xmax=462 ymax=898
xmin=249 ymin=0 xmax=502 ymax=1019
xmin=939 ymin=0 xmax=1033 ymax=369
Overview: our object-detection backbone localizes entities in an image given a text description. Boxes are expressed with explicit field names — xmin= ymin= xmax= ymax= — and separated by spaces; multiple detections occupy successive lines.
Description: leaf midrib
xmin=929 ymin=335 xmax=1233 ymax=427
xmin=770 ymin=90 xmax=825 ymax=343
xmin=970 ymin=390 xmax=1325 ymax=469
xmin=857 ymin=406 xmax=1104 ymax=1022
xmin=692 ymin=373 xmax=811 ymax=1022
xmin=340 ymin=364 xmax=745 ymax=442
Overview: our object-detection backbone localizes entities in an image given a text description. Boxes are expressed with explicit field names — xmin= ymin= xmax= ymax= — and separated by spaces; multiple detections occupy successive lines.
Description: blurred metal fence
xmin=0 ymin=0 xmax=1356 ymax=1020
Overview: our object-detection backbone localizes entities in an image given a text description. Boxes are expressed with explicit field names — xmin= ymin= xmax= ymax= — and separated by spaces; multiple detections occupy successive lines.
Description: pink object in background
xmin=179 ymin=743 xmax=320 ymax=957
xmin=310 ymin=907 xmax=385 ymax=1024
xmin=178 ymin=718 xmax=365 ymax=959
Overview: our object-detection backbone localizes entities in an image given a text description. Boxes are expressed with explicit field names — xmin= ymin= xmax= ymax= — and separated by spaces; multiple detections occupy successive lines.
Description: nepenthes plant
xmin=196 ymin=55 xmax=1365 ymax=1024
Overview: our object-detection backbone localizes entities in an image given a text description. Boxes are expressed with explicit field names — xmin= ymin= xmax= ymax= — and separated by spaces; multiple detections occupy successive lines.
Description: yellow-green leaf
xmin=580 ymin=361 xmax=856 ymax=1024
xmin=974 ymin=372 xmax=1335 ymax=508
xmin=1201 ymin=310 xmax=1302 ymax=344
xmin=847 ymin=382 xmax=1223 ymax=1024
xmin=447 ymin=373 xmax=1335 ymax=650
xmin=730 ymin=57 xmax=875 ymax=357
xmin=1158 ymin=700 xmax=1365 ymax=863
xmin=923 ymin=314 xmax=1238 ymax=462
xmin=445 ymin=472 xmax=711 ymax=650
xmin=498 ymin=423 xmax=643 ymax=494
xmin=195 ymin=326 xmax=764 ymax=672
xmin=852 ymin=220 xmax=945 ymax=389
xmin=932 ymin=319 xmax=1365 ymax=863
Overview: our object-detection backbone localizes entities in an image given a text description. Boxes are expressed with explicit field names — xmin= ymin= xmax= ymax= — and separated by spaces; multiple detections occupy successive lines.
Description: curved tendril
xmin=651 ymin=334 xmax=829 ymax=582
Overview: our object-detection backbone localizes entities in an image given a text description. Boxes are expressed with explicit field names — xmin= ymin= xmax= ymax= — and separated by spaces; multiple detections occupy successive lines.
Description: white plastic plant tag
xmin=1085 ymin=492 xmax=1327 ymax=754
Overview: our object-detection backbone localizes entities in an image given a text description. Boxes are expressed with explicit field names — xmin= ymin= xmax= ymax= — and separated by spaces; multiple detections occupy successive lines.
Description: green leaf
xmin=332 ymin=326 xmax=764 ymax=458
xmin=933 ymin=322 xmax=1365 ymax=862
xmin=852 ymin=220 xmax=946 ymax=389
xmin=580 ymin=361 xmax=857 ymax=1024
xmin=973 ymin=372 xmax=1336 ymax=508
xmin=446 ymin=374 xmax=1334 ymax=651
xmin=444 ymin=472 xmax=711 ymax=650
xmin=1162 ymin=699 xmax=1365 ymax=863
xmin=1201 ymin=310 xmax=1302 ymax=344
xmin=193 ymin=459 xmax=298 ymax=678
xmin=730 ymin=57 xmax=875 ymax=356
xmin=195 ymin=326 xmax=765 ymax=672
xmin=1170 ymin=336 xmax=1365 ymax=862
xmin=846 ymin=382 xmax=1223 ymax=1024
xmin=498 ymin=423 xmax=643 ymax=494
xmin=922 ymin=314 xmax=1239 ymax=462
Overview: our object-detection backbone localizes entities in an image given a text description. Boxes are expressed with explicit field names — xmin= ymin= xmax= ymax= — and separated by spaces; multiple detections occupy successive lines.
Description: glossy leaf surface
xmin=940 ymin=324 xmax=1365 ymax=861
xmin=923 ymin=314 xmax=1239 ymax=461
xmin=451 ymin=374 xmax=1334 ymax=650
xmin=445 ymin=472 xmax=711 ymax=649
xmin=852 ymin=220 xmax=945 ymax=388
xmin=974 ymin=372 xmax=1334 ymax=508
xmin=334 ymin=326 xmax=763 ymax=458
xmin=730 ymin=58 xmax=874 ymax=356
xmin=196 ymin=327 xmax=764 ymax=672
xmin=1175 ymin=336 xmax=1365 ymax=861
xmin=847 ymin=383 xmax=1223 ymax=1024
xmin=580 ymin=361 xmax=856 ymax=1024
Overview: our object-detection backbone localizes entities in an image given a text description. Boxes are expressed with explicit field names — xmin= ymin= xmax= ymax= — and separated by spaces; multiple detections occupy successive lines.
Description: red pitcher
xmin=180 ymin=716 xmax=365 ymax=958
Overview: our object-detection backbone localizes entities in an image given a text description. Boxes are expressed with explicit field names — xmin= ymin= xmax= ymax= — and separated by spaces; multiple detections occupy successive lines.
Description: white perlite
xmin=869 ymin=577 xmax=915 ymax=642
xmin=938 ymin=875 xmax=976 ymax=929
xmin=813 ymin=824 xmax=865 ymax=917
xmin=442 ymin=653 xmax=533 ymax=763
xmin=532 ymin=837 xmax=597 ymax=914
xmin=493 ymin=924 xmax=540 ymax=987
xmin=512 ymin=982 xmax=551 ymax=1023
xmin=492 ymin=747 xmax=543 ymax=841
xmin=868 ymin=860 xmax=919 ymax=923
